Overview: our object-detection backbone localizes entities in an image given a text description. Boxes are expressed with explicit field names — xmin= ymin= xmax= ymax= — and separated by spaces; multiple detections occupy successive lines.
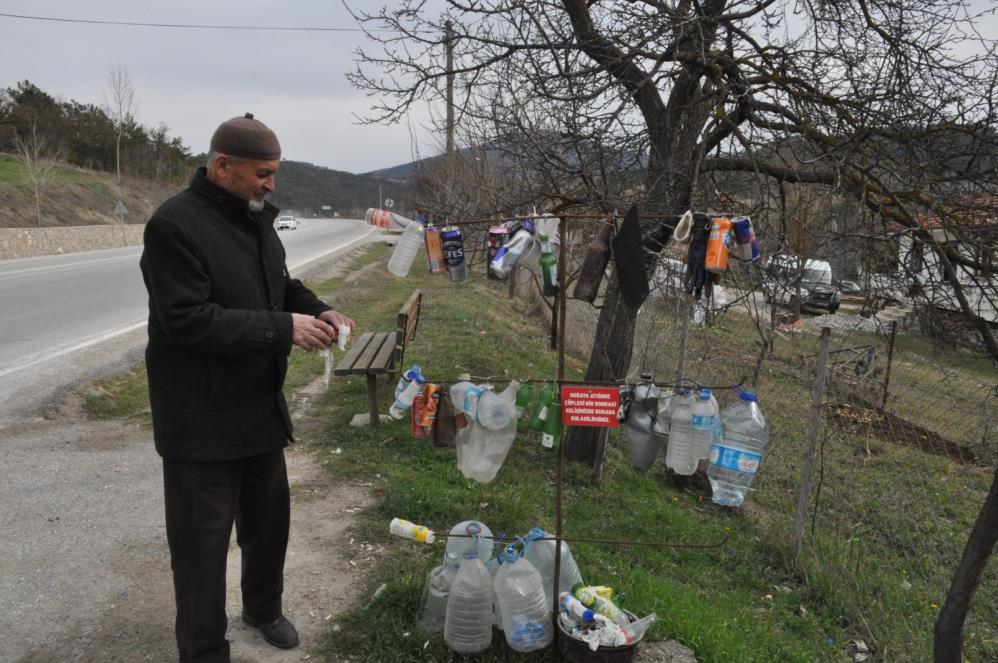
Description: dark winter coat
xmin=140 ymin=168 xmax=330 ymax=462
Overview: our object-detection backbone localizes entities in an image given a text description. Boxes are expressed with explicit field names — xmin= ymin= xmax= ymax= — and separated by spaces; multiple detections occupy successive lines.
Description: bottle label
xmin=537 ymin=405 xmax=549 ymax=421
xmin=709 ymin=444 xmax=761 ymax=475
xmin=691 ymin=414 xmax=716 ymax=430
xmin=541 ymin=433 xmax=554 ymax=448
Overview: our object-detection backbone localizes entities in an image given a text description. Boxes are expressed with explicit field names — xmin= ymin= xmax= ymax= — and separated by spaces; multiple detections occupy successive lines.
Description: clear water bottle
xmin=626 ymin=374 xmax=662 ymax=471
xmin=708 ymin=389 xmax=769 ymax=507
xmin=665 ymin=389 xmax=696 ymax=475
xmin=444 ymin=521 xmax=494 ymax=577
xmin=477 ymin=385 xmax=516 ymax=430
xmin=493 ymin=546 xmax=553 ymax=652
xmin=387 ymin=221 xmax=424 ymax=277
xmin=444 ymin=550 xmax=495 ymax=655
xmin=490 ymin=229 xmax=534 ymax=278
xmin=389 ymin=374 xmax=426 ymax=419
xmin=419 ymin=564 xmax=452 ymax=633
xmin=521 ymin=527 xmax=584 ymax=612
xmin=449 ymin=377 xmax=474 ymax=414
xmin=395 ymin=365 xmax=422 ymax=399
xmin=691 ymin=388 xmax=719 ymax=464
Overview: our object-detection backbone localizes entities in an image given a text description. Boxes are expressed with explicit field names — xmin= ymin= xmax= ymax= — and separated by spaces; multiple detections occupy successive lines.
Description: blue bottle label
xmin=692 ymin=414 xmax=716 ymax=430
xmin=709 ymin=444 xmax=761 ymax=474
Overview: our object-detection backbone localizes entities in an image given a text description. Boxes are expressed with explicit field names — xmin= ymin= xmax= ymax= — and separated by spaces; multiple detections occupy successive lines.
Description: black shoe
xmin=241 ymin=613 xmax=300 ymax=649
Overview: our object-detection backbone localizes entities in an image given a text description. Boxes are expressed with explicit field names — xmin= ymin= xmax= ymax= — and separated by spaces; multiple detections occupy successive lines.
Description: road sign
xmin=384 ymin=198 xmax=395 ymax=209
xmin=114 ymin=200 xmax=128 ymax=216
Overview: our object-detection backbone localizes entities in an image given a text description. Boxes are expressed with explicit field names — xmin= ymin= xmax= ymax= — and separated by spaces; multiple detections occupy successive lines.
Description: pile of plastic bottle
xmin=403 ymin=519 xmax=654 ymax=656
xmin=622 ymin=374 xmax=770 ymax=507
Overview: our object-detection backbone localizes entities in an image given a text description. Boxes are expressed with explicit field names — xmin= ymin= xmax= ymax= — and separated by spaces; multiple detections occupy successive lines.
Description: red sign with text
xmin=561 ymin=386 xmax=620 ymax=427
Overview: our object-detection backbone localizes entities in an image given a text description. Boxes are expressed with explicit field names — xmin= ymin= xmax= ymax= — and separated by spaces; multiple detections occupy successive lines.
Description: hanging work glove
xmin=684 ymin=213 xmax=711 ymax=300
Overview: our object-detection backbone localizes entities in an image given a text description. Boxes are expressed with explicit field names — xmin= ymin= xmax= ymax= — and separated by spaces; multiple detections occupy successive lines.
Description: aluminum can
xmin=411 ymin=393 xmax=428 ymax=438
xmin=441 ymin=226 xmax=467 ymax=282
xmin=424 ymin=226 xmax=447 ymax=274
xmin=417 ymin=384 xmax=442 ymax=427
xmin=732 ymin=217 xmax=760 ymax=262
xmin=487 ymin=227 xmax=509 ymax=280
xmin=705 ymin=217 xmax=733 ymax=274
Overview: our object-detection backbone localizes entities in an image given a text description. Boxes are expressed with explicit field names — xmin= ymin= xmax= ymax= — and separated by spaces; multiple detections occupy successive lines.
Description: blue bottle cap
xmin=525 ymin=527 xmax=549 ymax=542
xmin=697 ymin=388 xmax=712 ymax=400
xmin=734 ymin=386 xmax=758 ymax=402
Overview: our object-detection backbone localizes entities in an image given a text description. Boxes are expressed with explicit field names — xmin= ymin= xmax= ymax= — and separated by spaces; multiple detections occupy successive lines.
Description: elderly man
xmin=140 ymin=113 xmax=354 ymax=662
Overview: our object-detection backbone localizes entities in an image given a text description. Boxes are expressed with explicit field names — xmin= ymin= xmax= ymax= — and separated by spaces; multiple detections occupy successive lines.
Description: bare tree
xmin=14 ymin=121 xmax=62 ymax=227
xmin=103 ymin=64 xmax=137 ymax=182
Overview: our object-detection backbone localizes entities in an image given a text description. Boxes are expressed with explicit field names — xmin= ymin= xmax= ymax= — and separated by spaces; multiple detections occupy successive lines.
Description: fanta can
xmin=705 ymin=217 xmax=732 ymax=273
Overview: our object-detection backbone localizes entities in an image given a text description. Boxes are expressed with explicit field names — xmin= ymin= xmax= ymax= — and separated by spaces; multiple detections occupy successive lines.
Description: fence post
xmin=795 ymin=326 xmax=831 ymax=554
xmin=881 ymin=319 xmax=898 ymax=409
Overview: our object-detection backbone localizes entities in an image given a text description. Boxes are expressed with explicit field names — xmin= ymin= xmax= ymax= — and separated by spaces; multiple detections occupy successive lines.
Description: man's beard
xmin=249 ymin=199 xmax=265 ymax=212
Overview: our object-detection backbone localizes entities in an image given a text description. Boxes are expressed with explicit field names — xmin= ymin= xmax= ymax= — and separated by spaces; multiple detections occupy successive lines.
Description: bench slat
xmin=370 ymin=331 xmax=400 ymax=374
xmin=334 ymin=331 xmax=377 ymax=375
xmin=353 ymin=331 xmax=392 ymax=373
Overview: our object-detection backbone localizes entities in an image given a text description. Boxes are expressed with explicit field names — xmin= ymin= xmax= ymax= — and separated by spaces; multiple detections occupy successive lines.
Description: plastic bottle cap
xmin=414 ymin=374 xmax=427 ymax=385
xmin=738 ymin=389 xmax=758 ymax=402
xmin=697 ymin=390 xmax=711 ymax=401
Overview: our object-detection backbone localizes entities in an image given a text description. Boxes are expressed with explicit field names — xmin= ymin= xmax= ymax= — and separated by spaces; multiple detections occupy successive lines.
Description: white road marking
xmin=0 ymin=226 xmax=380 ymax=378
xmin=0 ymin=254 xmax=139 ymax=278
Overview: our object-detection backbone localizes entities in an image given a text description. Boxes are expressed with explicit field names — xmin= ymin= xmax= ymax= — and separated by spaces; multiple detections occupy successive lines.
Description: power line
xmin=0 ymin=11 xmax=388 ymax=32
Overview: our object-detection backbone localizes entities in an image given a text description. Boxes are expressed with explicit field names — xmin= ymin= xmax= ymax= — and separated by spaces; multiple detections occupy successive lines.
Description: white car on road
xmin=275 ymin=215 xmax=298 ymax=231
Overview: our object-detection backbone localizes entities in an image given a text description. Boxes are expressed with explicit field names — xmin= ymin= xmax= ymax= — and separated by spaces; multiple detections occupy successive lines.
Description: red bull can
xmin=487 ymin=227 xmax=509 ymax=280
xmin=733 ymin=217 xmax=760 ymax=262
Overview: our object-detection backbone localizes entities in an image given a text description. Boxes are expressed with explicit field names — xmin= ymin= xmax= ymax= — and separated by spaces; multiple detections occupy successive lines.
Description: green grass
xmin=79 ymin=241 xmax=998 ymax=662
xmin=0 ymin=152 xmax=107 ymax=186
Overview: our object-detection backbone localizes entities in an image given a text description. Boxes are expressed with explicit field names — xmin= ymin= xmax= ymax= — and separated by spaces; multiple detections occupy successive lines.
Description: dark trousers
xmin=163 ymin=450 xmax=290 ymax=663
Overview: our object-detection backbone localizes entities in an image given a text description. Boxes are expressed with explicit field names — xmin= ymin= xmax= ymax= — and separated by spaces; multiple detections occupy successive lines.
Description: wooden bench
xmin=334 ymin=290 xmax=422 ymax=426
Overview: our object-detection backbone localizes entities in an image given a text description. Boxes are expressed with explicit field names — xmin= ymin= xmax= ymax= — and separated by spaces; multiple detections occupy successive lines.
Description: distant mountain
xmin=269 ymin=160 xmax=414 ymax=217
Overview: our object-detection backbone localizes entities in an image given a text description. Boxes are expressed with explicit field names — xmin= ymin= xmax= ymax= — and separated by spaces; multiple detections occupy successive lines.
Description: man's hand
xmin=317 ymin=310 xmax=357 ymax=336
xmin=291 ymin=313 xmax=336 ymax=351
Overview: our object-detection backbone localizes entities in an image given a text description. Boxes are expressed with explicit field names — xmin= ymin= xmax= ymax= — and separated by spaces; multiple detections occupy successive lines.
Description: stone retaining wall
xmin=0 ymin=224 xmax=145 ymax=260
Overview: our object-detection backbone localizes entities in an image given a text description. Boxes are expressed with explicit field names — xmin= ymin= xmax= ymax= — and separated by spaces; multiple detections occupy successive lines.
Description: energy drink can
xmin=732 ymin=217 xmax=760 ymax=263
xmin=487 ymin=227 xmax=509 ymax=280
xmin=424 ymin=225 xmax=447 ymax=274
xmin=441 ymin=226 xmax=467 ymax=282
xmin=705 ymin=217 xmax=733 ymax=274
xmin=417 ymin=383 xmax=442 ymax=427
xmin=411 ymin=393 xmax=428 ymax=438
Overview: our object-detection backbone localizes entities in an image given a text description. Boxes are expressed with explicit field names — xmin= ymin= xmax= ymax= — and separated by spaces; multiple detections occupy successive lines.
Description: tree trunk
xmin=934 ymin=464 xmax=998 ymax=662
xmin=116 ymin=132 xmax=122 ymax=182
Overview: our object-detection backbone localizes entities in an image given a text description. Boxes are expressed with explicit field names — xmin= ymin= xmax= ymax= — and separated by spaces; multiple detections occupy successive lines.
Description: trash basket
xmin=556 ymin=612 xmax=641 ymax=663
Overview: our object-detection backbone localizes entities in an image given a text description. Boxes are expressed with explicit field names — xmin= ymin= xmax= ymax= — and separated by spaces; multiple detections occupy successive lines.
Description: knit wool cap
xmin=209 ymin=112 xmax=281 ymax=160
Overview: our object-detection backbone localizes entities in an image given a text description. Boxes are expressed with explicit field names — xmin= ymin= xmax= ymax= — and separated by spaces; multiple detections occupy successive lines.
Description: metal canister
xmin=732 ymin=217 xmax=760 ymax=263
xmin=705 ymin=217 xmax=733 ymax=274
xmin=411 ymin=393 xmax=428 ymax=438
xmin=441 ymin=226 xmax=467 ymax=282
xmin=424 ymin=225 xmax=447 ymax=274
xmin=417 ymin=383 xmax=442 ymax=427
xmin=487 ymin=226 xmax=509 ymax=280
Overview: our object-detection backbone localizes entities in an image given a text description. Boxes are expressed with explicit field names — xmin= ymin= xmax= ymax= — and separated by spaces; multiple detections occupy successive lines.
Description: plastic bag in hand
xmin=684 ymin=213 xmax=711 ymax=300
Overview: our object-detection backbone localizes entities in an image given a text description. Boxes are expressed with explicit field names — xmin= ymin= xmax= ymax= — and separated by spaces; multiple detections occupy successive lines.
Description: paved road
xmin=0 ymin=218 xmax=376 ymax=417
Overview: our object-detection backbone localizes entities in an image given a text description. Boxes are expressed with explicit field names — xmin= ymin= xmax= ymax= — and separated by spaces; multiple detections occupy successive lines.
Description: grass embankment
xmin=82 ymin=241 xmax=997 ymax=661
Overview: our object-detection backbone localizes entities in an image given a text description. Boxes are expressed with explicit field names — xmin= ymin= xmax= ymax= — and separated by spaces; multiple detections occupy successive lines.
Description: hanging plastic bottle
xmin=444 ymin=549 xmax=495 ymax=655
xmin=493 ymin=545 xmax=553 ymax=652
xmin=665 ymin=389 xmax=696 ymax=475
xmin=387 ymin=221 xmax=424 ymax=277
xmin=572 ymin=218 xmax=614 ymax=303
xmin=528 ymin=382 xmax=555 ymax=432
xmin=514 ymin=382 xmax=533 ymax=419
xmin=389 ymin=374 xmax=427 ymax=420
xmin=691 ymin=388 xmax=719 ymax=462
xmin=476 ymin=384 xmax=516 ymax=431
xmin=521 ymin=527 xmax=584 ymax=612
xmin=389 ymin=517 xmax=436 ymax=543
xmin=538 ymin=234 xmax=559 ymax=296
xmin=460 ymin=385 xmax=519 ymax=484
xmin=449 ymin=377 xmax=474 ymax=414
xmin=419 ymin=564 xmax=452 ymax=633
xmin=651 ymin=389 xmax=675 ymax=438
xmin=625 ymin=373 xmax=661 ymax=471
xmin=490 ymin=229 xmax=534 ymax=279
xmin=541 ymin=398 xmax=562 ymax=449
xmin=708 ymin=388 xmax=769 ymax=507
xmin=444 ymin=521 xmax=494 ymax=577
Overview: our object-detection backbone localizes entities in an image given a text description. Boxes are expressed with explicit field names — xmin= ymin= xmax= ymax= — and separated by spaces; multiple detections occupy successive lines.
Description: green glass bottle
xmin=515 ymin=381 xmax=533 ymax=419
xmin=542 ymin=398 xmax=563 ymax=449
xmin=529 ymin=382 xmax=555 ymax=432
xmin=538 ymin=234 xmax=559 ymax=297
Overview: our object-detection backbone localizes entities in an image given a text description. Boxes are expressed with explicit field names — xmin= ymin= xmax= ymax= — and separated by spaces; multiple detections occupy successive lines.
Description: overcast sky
xmin=0 ymin=1 xmax=438 ymax=174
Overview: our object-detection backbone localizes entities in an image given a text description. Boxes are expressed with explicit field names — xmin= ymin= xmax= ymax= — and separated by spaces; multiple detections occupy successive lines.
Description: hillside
xmin=0 ymin=154 xmax=415 ymax=228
